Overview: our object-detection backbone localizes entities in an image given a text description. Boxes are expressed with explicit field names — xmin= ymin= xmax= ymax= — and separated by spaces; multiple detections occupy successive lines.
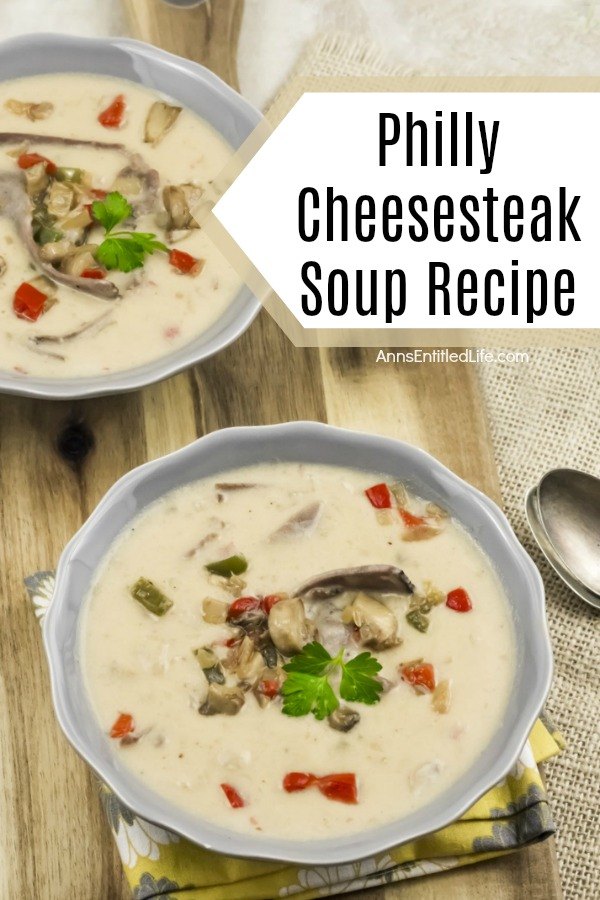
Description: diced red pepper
xmin=224 ymin=636 xmax=240 ymax=648
xmin=110 ymin=713 xmax=135 ymax=739
xmin=91 ymin=188 xmax=108 ymax=199
xmin=317 ymin=773 xmax=358 ymax=805
xmin=283 ymin=772 xmax=317 ymax=793
xmin=98 ymin=94 xmax=126 ymax=128
xmin=258 ymin=679 xmax=280 ymax=699
xmin=399 ymin=508 xmax=427 ymax=527
xmin=365 ymin=483 xmax=392 ymax=509
xmin=17 ymin=152 xmax=56 ymax=175
xmin=446 ymin=587 xmax=473 ymax=612
xmin=169 ymin=248 xmax=204 ymax=276
xmin=227 ymin=596 xmax=261 ymax=620
xmin=261 ymin=594 xmax=283 ymax=614
xmin=220 ymin=783 xmax=245 ymax=809
xmin=283 ymin=772 xmax=358 ymax=804
xmin=81 ymin=268 xmax=106 ymax=279
xmin=13 ymin=282 xmax=48 ymax=322
xmin=401 ymin=662 xmax=436 ymax=693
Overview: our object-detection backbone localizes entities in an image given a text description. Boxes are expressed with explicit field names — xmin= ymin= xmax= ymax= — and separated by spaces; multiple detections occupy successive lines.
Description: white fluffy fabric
xmin=239 ymin=0 xmax=599 ymax=107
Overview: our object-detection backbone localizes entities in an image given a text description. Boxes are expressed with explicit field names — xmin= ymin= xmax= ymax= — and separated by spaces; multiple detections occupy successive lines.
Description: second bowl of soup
xmin=44 ymin=423 xmax=552 ymax=864
xmin=0 ymin=34 xmax=261 ymax=398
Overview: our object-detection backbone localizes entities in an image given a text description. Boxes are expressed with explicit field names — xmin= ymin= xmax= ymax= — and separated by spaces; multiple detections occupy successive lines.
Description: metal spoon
xmin=526 ymin=468 xmax=600 ymax=611
xmin=161 ymin=0 xmax=206 ymax=7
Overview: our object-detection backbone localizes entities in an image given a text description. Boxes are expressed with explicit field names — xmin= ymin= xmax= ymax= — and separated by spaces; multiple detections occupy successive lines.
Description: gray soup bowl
xmin=0 ymin=33 xmax=261 ymax=399
xmin=44 ymin=422 xmax=553 ymax=865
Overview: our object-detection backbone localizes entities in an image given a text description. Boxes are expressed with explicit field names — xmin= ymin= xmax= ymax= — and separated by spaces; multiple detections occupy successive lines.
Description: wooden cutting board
xmin=0 ymin=1 xmax=562 ymax=897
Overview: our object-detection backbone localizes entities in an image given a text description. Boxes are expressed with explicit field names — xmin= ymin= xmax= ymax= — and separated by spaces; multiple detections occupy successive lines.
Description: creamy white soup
xmin=0 ymin=73 xmax=242 ymax=378
xmin=82 ymin=463 xmax=515 ymax=840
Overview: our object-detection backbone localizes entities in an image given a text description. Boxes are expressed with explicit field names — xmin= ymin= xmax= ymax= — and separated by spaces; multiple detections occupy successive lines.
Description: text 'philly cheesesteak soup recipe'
xmin=82 ymin=462 xmax=516 ymax=840
xmin=0 ymin=73 xmax=242 ymax=378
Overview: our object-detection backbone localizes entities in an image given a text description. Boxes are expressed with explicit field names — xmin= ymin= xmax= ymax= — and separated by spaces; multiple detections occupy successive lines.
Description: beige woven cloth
xmin=479 ymin=348 xmax=600 ymax=900
xmin=277 ymin=33 xmax=599 ymax=900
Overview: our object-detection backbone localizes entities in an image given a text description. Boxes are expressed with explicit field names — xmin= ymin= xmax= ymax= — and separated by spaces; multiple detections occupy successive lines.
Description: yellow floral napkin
xmin=29 ymin=570 xmax=563 ymax=900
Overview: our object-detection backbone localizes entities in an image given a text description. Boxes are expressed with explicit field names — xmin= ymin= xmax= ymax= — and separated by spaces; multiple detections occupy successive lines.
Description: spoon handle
xmin=122 ymin=0 xmax=243 ymax=89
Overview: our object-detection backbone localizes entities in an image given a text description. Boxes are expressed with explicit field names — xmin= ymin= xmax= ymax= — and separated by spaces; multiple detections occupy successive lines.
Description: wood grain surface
xmin=0 ymin=1 xmax=562 ymax=897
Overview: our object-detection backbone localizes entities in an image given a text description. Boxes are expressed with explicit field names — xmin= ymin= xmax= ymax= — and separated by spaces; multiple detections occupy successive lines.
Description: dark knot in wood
xmin=56 ymin=419 xmax=95 ymax=466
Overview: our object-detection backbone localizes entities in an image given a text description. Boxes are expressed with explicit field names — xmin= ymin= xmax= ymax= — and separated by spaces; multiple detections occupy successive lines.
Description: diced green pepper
xmin=406 ymin=609 xmax=429 ymax=633
xmin=31 ymin=205 xmax=62 ymax=245
xmin=55 ymin=166 xmax=83 ymax=183
xmin=130 ymin=577 xmax=173 ymax=616
xmin=35 ymin=224 xmax=63 ymax=245
xmin=193 ymin=647 xmax=225 ymax=685
xmin=205 ymin=554 xmax=248 ymax=578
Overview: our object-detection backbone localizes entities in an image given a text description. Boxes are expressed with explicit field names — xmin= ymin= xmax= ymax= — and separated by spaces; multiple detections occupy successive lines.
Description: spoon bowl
xmin=526 ymin=468 xmax=600 ymax=611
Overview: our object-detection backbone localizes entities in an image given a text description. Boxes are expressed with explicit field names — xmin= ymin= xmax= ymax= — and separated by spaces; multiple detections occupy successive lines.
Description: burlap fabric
xmin=479 ymin=347 xmax=599 ymax=900
xmin=275 ymin=33 xmax=599 ymax=900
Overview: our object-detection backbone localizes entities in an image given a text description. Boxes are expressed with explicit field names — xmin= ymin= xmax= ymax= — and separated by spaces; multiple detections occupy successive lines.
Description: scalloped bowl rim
xmin=43 ymin=422 xmax=553 ymax=865
xmin=0 ymin=33 xmax=261 ymax=399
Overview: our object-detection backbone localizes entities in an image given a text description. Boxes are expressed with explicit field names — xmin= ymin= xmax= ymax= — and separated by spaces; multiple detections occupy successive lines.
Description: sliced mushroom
xmin=328 ymin=706 xmax=360 ymax=733
xmin=268 ymin=597 xmax=313 ymax=656
xmin=422 ymin=582 xmax=446 ymax=607
xmin=111 ymin=173 xmax=142 ymax=197
xmin=24 ymin=162 xmax=49 ymax=199
xmin=259 ymin=637 xmax=280 ymax=669
xmin=341 ymin=592 xmax=399 ymax=650
xmin=207 ymin=572 xmax=248 ymax=597
xmin=57 ymin=207 xmax=93 ymax=237
xmin=39 ymin=239 xmax=74 ymax=263
xmin=202 ymin=597 xmax=228 ymax=624
xmin=45 ymin=180 xmax=74 ymax=218
xmin=226 ymin=635 xmax=264 ymax=685
xmin=113 ymin=159 xmax=160 ymax=216
xmin=199 ymin=684 xmax=245 ymax=716
xmin=60 ymin=244 xmax=99 ymax=277
xmin=162 ymin=183 xmax=203 ymax=231
xmin=296 ymin=565 xmax=414 ymax=601
xmin=194 ymin=647 xmax=225 ymax=685
xmin=425 ymin=502 xmax=449 ymax=519
xmin=390 ymin=481 xmax=408 ymax=506
xmin=270 ymin=502 xmax=322 ymax=540
xmin=144 ymin=101 xmax=182 ymax=145
xmin=5 ymin=99 xmax=53 ymax=121
xmin=375 ymin=508 xmax=393 ymax=526
xmin=432 ymin=679 xmax=451 ymax=714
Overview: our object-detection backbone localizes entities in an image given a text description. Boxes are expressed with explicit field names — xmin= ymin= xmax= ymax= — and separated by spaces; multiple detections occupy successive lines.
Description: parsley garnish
xmin=281 ymin=641 xmax=383 ymax=720
xmin=91 ymin=192 xmax=132 ymax=233
xmin=91 ymin=191 xmax=167 ymax=273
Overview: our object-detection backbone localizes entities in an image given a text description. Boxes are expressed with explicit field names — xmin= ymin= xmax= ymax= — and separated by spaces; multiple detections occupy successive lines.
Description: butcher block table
xmin=0 ymin=1 xmax=563 ymax=897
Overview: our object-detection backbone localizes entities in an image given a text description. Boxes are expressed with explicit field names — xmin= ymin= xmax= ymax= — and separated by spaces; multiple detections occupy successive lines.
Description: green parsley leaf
xmin=91 ymin=191 xmax=132 ymax=233
xmin=339 ymin=652 xmax=383 ymax=705
xmin=281 ymin=671 xmax=339 ymax=719
xmin=281 ymin=641 xmax=383 ymax=721
xmin=283 ymin=641 xmax=333 ymax=676
xmin=95 ymin=232 xmax=168 ymax=273
xmin=90 ymin=191 xmax=168 ymax=274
